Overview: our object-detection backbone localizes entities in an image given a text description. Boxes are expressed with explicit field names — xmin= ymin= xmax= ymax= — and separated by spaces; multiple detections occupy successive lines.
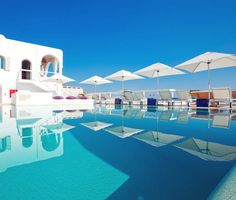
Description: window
xmin=21 ymin=60 xmax=31 ymax=80
xmin=0 ymin=56 xmax=5 ymax=70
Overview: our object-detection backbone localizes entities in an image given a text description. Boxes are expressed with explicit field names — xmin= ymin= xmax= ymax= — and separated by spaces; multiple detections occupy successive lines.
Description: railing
xmin=63 ymin=85 xmax=82 ymax=90
xmin=17 ymin=70 xmax=57 ymax=80
xmin=17 ymin=69 xmax=32 ymax=80
xmin=87 ymin=89 xmax=176 ymax=99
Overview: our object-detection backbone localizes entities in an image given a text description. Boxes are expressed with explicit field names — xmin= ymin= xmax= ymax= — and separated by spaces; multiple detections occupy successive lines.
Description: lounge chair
xmin=132 ymin=92 xmax=147 ymax=105
xmin=212 ymin=87 xmax=232 ymax=108
xmin=158 ymin=90 xmax=173 ymax=106
xmin=175 ymin=90 xmax=196 ymax=107
xmin=232 ymin=91 xmax=236 ymax=110
xmin=122 ymin=91 xmax=133 ymax=105
xmin=101 ymin=93 xmax=114 ymax=104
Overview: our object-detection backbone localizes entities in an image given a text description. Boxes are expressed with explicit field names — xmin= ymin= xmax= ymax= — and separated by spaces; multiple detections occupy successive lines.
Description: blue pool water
xmin=0 ymin=105 xmax=236 ymax=200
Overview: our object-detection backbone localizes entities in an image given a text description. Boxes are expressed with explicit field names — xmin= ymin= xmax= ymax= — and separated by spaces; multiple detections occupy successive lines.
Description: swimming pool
xmin=0 ymin=105 xmax=236 ymax=200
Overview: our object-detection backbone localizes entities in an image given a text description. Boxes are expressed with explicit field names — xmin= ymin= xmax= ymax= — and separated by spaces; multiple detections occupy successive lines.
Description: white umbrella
xmin=43 ymin=74 xmax=75 ymax=84
xmin=42 ymin=74 xmax=75 ymax=95
xmin=80 ymin=121 xmax=113 ymax=131
xmin=105 ymin=70 xmax=144 ymax=93
xmin=134 ymin=62 xmax=184 ymax=90
xmin=175 ymin=52 xmax=236 ymax=100
xmin=80 ymin=75 xmax=112 ymax=93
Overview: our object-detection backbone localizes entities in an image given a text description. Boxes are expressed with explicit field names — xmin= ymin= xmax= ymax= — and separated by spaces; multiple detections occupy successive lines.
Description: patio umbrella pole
xmin=156 ymin=70 xmax=159 ymax=98
xmin=207 ymin=62 xmax=211 ymax=107
xmin=121 ymin=78 xmax=124 ymax=101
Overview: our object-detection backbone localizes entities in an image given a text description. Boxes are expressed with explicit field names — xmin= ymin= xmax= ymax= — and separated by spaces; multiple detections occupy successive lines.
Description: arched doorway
xmin=21 ymin=60 xmax=31 ymax=80
xmin=40 ymin=55 xmax=60 ymax=77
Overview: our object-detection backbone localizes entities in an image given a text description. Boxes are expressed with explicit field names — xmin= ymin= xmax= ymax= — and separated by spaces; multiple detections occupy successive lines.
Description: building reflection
xmin=0 ymin=105 xmax=77 ymax=173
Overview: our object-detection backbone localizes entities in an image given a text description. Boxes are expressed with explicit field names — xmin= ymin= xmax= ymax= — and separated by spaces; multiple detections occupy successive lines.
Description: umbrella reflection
xmin=81 ymin=121 xmax=112 ymax=131
xmin=175 ymin=137 xmax=236 ymax=161
xmin=134 ymin=131 xmax=183 ymax=148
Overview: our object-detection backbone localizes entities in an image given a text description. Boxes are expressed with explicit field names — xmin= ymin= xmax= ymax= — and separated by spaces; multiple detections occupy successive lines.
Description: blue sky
xmin=1 ymin=0 xmax=236 ymax=92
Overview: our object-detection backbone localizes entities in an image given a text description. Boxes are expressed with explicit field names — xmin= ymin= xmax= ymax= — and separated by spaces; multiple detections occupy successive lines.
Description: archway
xmin=40 ymin=55 xmax=60 ymax=77
xmin=21 ymin=60 xmax=31 ymax=80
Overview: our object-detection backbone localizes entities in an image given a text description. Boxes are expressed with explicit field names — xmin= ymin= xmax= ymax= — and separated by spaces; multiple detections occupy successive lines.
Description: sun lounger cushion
xmin=79 ymin=96 xmax=88 ymax=99
xmin=53 ymin=96 xmax=64 ymax=100
xmin=66 ymin=96 xmax=77 ymax=99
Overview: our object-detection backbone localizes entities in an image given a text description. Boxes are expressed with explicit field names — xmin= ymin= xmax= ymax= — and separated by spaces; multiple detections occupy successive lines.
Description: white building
xmin=0 ymin=34 xmax=93 ymax=108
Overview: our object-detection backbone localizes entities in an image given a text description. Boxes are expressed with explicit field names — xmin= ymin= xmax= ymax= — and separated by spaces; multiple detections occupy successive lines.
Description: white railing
xmin=17 ymin=69 xmax=57 ymax=80
xmin=17 ymin=69 xmax=32 ymax=80
xmin=86 ymin=89 xmax=177 ymax=100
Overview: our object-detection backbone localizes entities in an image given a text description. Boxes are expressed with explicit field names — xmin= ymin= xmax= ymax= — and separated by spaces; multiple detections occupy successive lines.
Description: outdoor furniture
xmin=101 ymin=93 xmax=114 ymax=104
xmin=122 ymin=91 xmax=133 ymax=105
xmin=122 ymin=91 xmax=146 ymax=106
xmin=79 ymin=95 xmax=88 ymax=100
xmin=212 ymin=87 xmax=232 ymax=108
xmin=175 ymin=90 xmax=196 ymax=107
xmin=53 ymin=96 xmax=64 ymax=100
xmin=196 ymin=98 xmax=209 ymax=107
xmin=66 ymin=96 xmax=77 ymax=100
xmin=147 ymin=98 xmax=157 ymax=106
xmin=115 ymin=98 xmax=122 ymax=105
xmin=191 ymin=90 xmax=213 ymax=99
xmin=191 ymin=90 xmax=213 ymax=107
xmin=133 ymin=92 xmax=147 ymax=106
xmin=232 ymin=90 xmax=236 ymax=109
xmin=158 ymin=90 xmax=173 ymax=106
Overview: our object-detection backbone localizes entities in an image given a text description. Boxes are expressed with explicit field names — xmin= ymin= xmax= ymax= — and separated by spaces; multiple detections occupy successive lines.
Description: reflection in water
xmin=41 ymin=132 xmax=61 ymax=152
xmin=0 ymin=106 xmax=77 ymax=172
xmin=175 ymin=137 xmax=236 ymax=162
xmin=134 ymin=131 xmax=183 ymax=148
xmin=87 ymin=105 xmax=236 ymax=162
xmin=22 ymin=127 xmax=33 ymax=148
xmin=1 ymin=105 xmax=236 ymax=199
xmin=81 ymin=121 xmax=112 ymax=131
xmin=105 ymin=126 xmax=143 ymax=138
xmin=0 ymin=136 xmax=11 ymax=152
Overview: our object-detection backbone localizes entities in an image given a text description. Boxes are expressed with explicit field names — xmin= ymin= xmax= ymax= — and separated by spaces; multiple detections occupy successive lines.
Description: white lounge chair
xmin=158 ymin=90 xmax=173 ymax=106
xmin=175 ymin=90 xmax=196 ymax=107
xmin=122 ymin=91 xmax=133 ymax=105
xmin=101 ymin=93 xmax=114 ymax=105
xmin=212 ymin=87 xmax=232 ymax=108
xmin=133 ymin=92 xmax=147 ymax=106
